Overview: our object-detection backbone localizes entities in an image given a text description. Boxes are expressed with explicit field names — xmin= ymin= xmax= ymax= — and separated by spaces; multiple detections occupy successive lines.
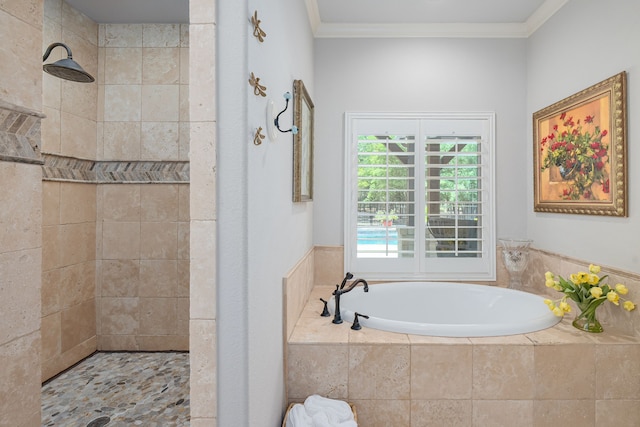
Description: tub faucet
xmin=332 ymin=274 xmax=368 ymax=324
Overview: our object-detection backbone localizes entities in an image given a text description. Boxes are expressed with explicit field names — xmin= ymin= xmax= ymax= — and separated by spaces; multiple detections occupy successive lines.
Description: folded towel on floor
xmin=304 ymin=395 xmax=355 ymax=424
xmin=287 ymin=403 xmax=313 ymax=427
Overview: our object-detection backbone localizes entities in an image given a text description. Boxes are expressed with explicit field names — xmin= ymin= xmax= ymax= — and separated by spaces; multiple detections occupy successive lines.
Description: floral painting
xmin=533 ymin=72 xmax=627 ymax=216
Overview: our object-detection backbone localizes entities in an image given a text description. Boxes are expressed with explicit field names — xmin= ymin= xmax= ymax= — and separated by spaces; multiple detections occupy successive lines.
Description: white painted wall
xmin=526 ymin=0 xmax=640 ymax=273
xmin=246 ymin=0 xmax=314 ymax=425
xmin=314 ymin=37 xmax=528 ymax=246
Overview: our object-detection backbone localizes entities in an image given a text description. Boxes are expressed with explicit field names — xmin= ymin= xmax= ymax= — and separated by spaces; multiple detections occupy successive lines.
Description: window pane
xmin=424 ymin=137 xmax=482 ymax=258
xmin=356 ymin=135 xmax=415 ymax=258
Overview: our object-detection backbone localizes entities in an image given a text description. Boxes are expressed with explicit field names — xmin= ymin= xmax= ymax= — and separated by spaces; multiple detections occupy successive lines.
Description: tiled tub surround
xmin=286 ymin=247 xmax=640 ymax=426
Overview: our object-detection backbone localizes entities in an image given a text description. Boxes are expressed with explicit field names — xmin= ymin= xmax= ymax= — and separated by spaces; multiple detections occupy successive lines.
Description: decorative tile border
xmin=0 ymin=100 xmax=44 ymax=165
xmin=42 ymin=154 xmax=190 ymax=183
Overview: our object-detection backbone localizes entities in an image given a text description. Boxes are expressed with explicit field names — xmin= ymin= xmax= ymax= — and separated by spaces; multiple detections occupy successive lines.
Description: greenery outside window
xmin=344 ymin=112 xmax=496 ymax=280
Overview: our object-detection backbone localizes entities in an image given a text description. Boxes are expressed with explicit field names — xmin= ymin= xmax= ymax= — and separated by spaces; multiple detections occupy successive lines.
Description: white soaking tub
xmin=328 ymin=281 xmax=561 ymax=337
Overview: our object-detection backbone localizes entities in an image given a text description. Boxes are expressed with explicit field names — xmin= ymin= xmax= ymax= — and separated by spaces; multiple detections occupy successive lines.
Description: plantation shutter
xmin=345 ymin=113 xmax=496 ymax=281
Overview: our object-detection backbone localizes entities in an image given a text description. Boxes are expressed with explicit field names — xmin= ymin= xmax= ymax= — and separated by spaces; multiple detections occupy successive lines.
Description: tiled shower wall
xmin=41 ymin=0 xmax=99 ymax=382
xmin=95 ymin=23 xmax=190 ymax=352
xmin=40 ymin=0 xmax=190 ymax=382
xmin=0 ymin=0 xmax=44 ymax=425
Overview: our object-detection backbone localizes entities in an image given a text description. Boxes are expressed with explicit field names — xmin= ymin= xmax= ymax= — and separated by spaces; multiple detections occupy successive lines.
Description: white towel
xmin=304 ymin=395 xmax=355 ymax=424
xmin=287 ymin=403 xmax=313 ymax=427
xmin=311 ymin=411 xmax=357 ymax=427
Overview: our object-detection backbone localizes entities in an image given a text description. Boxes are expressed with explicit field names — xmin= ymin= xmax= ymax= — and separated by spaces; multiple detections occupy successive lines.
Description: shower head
xmin=42 ymin=42 xmax=95 ymax=83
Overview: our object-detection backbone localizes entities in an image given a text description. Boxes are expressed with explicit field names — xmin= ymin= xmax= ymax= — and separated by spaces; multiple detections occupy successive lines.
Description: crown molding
xmin=306 ymin=0 xmax=568 ymax=39
xmin=314 ymin=22 xmax=528 ymax=39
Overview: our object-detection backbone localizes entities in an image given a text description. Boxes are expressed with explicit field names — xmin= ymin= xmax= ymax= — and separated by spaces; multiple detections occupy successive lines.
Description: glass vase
xmin=572 ymin=302 xmax=604 ymax=333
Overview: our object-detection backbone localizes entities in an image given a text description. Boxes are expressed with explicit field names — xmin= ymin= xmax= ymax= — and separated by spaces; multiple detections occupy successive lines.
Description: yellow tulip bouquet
xmin=544 ymin=264 xmax=635 ymax=333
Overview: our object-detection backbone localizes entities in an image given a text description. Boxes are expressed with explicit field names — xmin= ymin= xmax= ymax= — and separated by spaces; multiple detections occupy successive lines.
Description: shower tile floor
xmin=41 ymin=352 xmax=190 ymax=427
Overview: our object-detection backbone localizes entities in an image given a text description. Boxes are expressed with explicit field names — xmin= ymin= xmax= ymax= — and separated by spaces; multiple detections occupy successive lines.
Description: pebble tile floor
xmin=41 ymin=352 xmax=190 ymax=427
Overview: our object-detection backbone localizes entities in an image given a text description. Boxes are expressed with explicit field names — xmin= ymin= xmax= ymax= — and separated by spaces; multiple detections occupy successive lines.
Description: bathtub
xmin=328 ymin=281 xmax=561 ymax=337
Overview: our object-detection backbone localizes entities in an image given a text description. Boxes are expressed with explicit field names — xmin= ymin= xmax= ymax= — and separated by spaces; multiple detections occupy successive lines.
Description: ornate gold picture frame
xmin=533 ymin=71 xmax=627 ymax=216
xmin=293 ymin=79 xmax=314 ymax=202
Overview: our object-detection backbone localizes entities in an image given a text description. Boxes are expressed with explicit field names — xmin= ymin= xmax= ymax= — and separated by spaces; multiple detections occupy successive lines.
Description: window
xmin=344 ymin=112 xmax=496 ymax=280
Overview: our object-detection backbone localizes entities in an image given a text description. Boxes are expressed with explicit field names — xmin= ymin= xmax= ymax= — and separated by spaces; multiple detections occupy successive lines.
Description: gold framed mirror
xmin=293 ymin=79 xmax=314 ymax=202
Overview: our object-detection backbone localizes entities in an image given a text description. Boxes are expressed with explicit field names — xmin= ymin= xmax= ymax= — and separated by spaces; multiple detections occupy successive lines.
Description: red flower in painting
xmin=540 ymin=112 xmax=610 ymax=201
xmin=602 ymin=179 xmax=610 ymax=193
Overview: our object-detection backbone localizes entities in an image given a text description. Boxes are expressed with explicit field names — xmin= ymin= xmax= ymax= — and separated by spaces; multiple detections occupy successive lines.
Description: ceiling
xmin=63 ymin=0 xmax=567 ymax=37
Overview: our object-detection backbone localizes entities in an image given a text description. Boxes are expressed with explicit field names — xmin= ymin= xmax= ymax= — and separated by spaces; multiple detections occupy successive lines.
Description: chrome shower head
xmin=42 ymin=42 xmax=95 ymax=83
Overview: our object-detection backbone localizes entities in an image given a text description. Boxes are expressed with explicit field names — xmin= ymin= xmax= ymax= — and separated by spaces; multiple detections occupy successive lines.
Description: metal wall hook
xmin=251 ymin=10 xmax=267 ymax=42
xmin=274 ymin=92 xmax=298 ymax=134
xmin=253 ymin=127 xmax=265 ymax=145
xmin=351 ymin=312 xmax=370 ymax=330
xmin=249 ymin=72 xmax=267 ymax=97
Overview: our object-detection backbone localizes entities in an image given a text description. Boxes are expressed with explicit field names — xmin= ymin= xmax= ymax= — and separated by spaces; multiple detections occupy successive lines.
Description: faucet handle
xmin=351 ymin=312 xmax=370 ymax=330
xmin=319 ymin=298 xmax=330 ymax=317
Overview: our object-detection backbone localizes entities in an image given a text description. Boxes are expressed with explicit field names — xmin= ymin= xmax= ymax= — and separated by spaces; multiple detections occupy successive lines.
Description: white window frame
xmin=344 ymin=112 xmax=496 ymax=281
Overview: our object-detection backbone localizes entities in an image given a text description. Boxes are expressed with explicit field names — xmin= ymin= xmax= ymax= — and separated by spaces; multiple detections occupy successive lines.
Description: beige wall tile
xmin=177 ymin=259 xmax=190 ymax=297
xmin=141 ymin=85 xmax=179 ymax=121
xmin=177 ymin=222 xmax=189 ymax=260
xmin=42 ymin=181 xmax=60 ymax=226
xmin=596 ymin=400 xmax=640 ymax=427
xmin=190 ymin=319 xmax=217 ymax=419
xmin=61 ymin=0 xmax=97 ymax=44
xmin=0 ymin=9 xmax=42 ymax=111
xmin=143 ymin=24 xmax=180 ymax=47
xmin=190 ymin=220 xmax=216 ymax=319
xmin=102 ymin=122 xmax=141 ymax=160
xmin=101 ymin=259 xmax=139 ymax=297
xmin=177 ymin=297 xmax=189 ymax=336
xmin=59 ymin=335 xmax=96 ymax=375
xmin=42 ymin=225 xmax=61 ymax=271
xmin=61 ymin=299 xmax=96 ymax=352
xmin=179 ymin=119 xmax=190 ymax=161
xmin=100 ymin=24 xmax=142 ymax=48
xmin=42 ymin=69 xmax=61 ymax=110
xmin=411 ymin=344 xmax=472 ymax=399
xmin=142 ymin=47 xmax=180 ymax=84
xmin=410 ymin=400 xmax=472 ymax=427
xmin=596 ymin=344 xmax=640 ymax=399
xmin=0 ymin=331 xmax=40 ymax=427
xmin=60 ymin=183 xmax=96 ymax=224
xmin=350 ymin=400 xmax=409 ymax=427
xmin=41 ymin=106 xmax=61 ymax=153
xmin=180 ymin=48 xmax=189 ymax=84
xmin=41 ymin=312 xmax=61 ymax=361
xmin=42 ymin=268 xmax=61 ymax=316
xmin=0 ymin=163 xmax=42 ymax=253
xmin=188 ymin=24 xmax=216 ymax=122
xmin=140 ymin=222 xmax=177 ymax=259
xmin=189 ymin=0 xmax=216 ymax=24
xmin=100 ymin=297 xmax=139 ymax=335
xmin=139 ymin=260 xmax=177 ymax=297
xmin=348 ymin=344 xmax=410 ymax=400
xmin=314 ymin=246 xmax=344 ymax=287
xmin=287 ymin=344 xmax=349 ymax=400
xmin=180 ymin=24 xmax=189 ymax=47
xmin=104 ymin=47 xmax=142 ymax=84
xmin=104 ymin=85 xmax=141 ymax=121
xmin=102 ymin=184 xmax=141 ymax=221
xmin=137 ymin=335 xmax=188 ymax=351
xmin=139 ymin=297 xmax=177 ymax=335
xmin=473 ymin=400 xmax=533 ymax=427
xmin=1 ymin=0 xmax=42 ymax=28
xmin=472 ymin=344 xmax=535 ymax=399
xmin=178 ymin=184 xmax=190 ymax=221
xmin=533 ymin=400 xmax=594 ymax=427
xmin=102 ymin=221 xmax=140 ymax=260
xmin=60 ymin=111 xmax=97 ymax=159
xmin=59 ymin=261 xmax=95 ymax=308
xmin=59 ymin=222 xmax=96 ymax=266
xmin=60 ymin=78 xmax=98 ymax=121
xmin=98 ymin=334 xmax=138 ymax=351
xmin=60 ymin=28 xmax=98 ymax=83
xmin=140 ymin=184 xmax=179 ymax=221
xmin=44 ymin=0 xmax=62 ymax=24
xmin=140 ymin=122 xmax=179 ymax=160
xmin=189 ymin=122 xmax=216 ymax=220
xmin=0 ymin=249 xmax=41 ymax=345
xmin=535 ymin=344 xmax=595 ymax=399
